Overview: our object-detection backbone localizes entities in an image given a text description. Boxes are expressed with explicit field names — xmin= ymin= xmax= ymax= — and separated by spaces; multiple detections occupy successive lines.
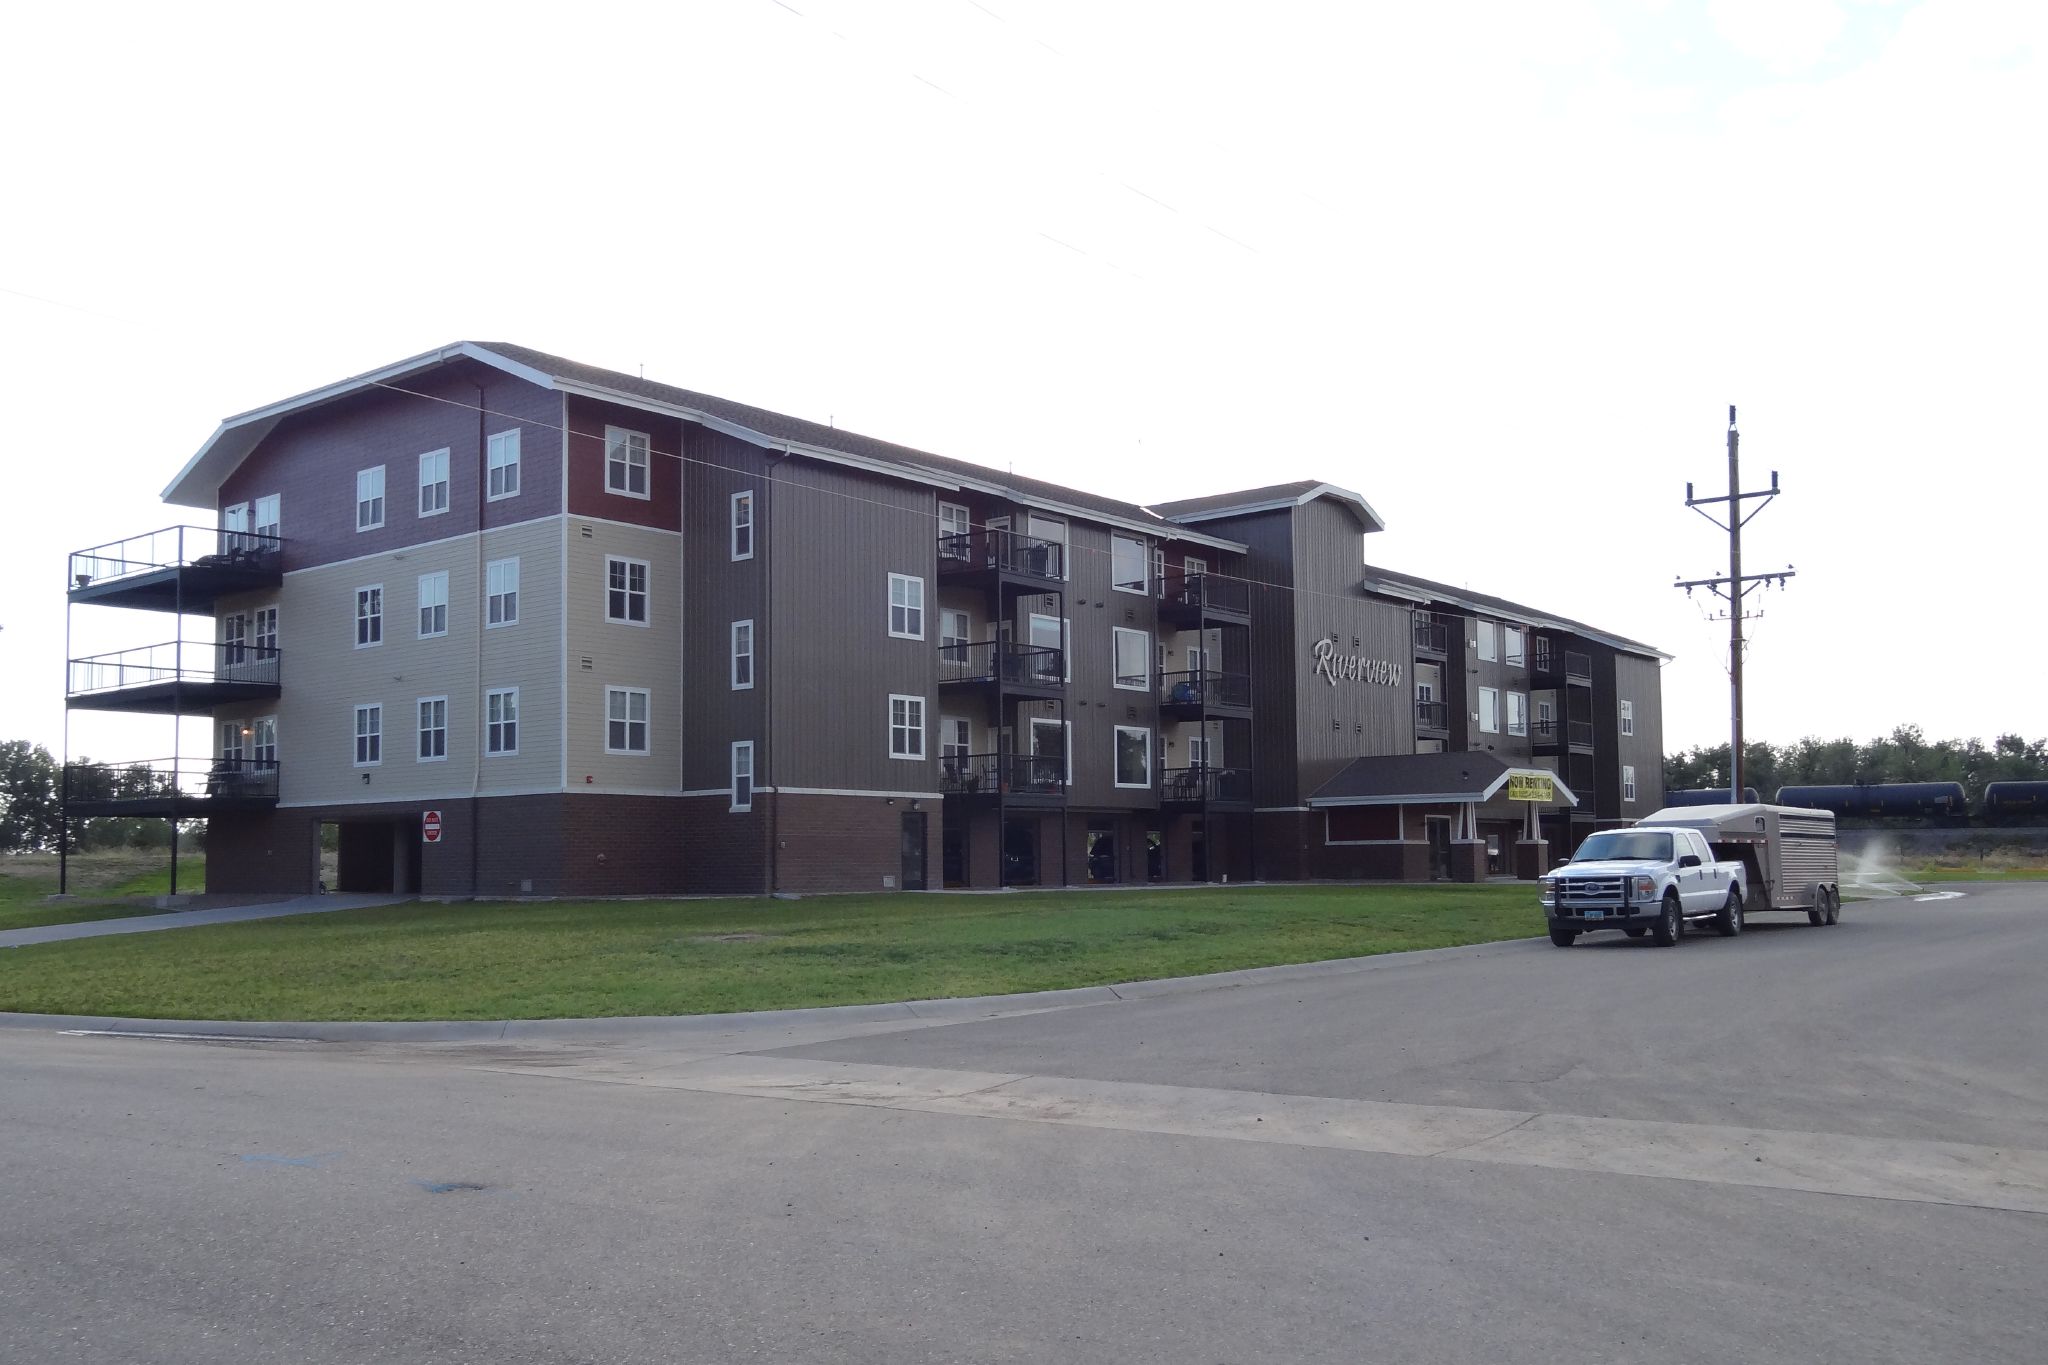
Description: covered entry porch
xmin=1306 ymin=753 xmax=1578 ymax=882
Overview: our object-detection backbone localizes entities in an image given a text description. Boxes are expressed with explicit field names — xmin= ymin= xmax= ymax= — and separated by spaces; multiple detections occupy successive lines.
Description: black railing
xmin=1533 ymin=640 xmax=1593 ymax=683
xmin=68 ymin=640 xmax=282 ymax=696
xmin=69 ymin=525 xmax=283 ymax=593
xmin=936 ymin=529 xmax=1065 ymax=582
xmin=939 ymin=752 xmax=1066 ymax=797
xmin=1159 ymin=670 xmax=1252 ymax=710
xmin=1416 ymin=698 xmax=1449 ymax=731
xmin=1412 ymin=613 xmax=1449 ymax=653
xmin=1532 ymin=718 xmax=1595 ymax=748
xmin=938 ymin=640 xmax=1064 ymax=687
xmin=1163 ymin=572 xmax=1250 ymax=616
xmin=1160 ymin=766 xmax=1251 ymax=805
xmin=62 ymin=757 xmax=281 ymax=808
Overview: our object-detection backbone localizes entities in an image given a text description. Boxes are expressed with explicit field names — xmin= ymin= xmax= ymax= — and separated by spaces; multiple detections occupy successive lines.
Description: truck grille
xmin=1556 ymin=877 xmax=1626 ymax=907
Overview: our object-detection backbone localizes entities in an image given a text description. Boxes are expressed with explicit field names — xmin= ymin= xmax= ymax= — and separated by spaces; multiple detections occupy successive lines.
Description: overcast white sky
xmin=3 ymin=0 xmax=2041 ymax=767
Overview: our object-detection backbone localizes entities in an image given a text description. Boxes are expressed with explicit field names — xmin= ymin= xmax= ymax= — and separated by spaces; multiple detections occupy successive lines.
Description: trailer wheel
xmin=1824 ymin=887 xmax=1841 ymax=925
xmin=1808 ymin=898 xmax=1826 ymax=927
xmin=1548 ymin=926 xmax=1577 ymax=947
xmin=1653 ymin=893 xmax=1683 ymax=947
xmin=1716 ymin=885 xmax=1744 ymax=938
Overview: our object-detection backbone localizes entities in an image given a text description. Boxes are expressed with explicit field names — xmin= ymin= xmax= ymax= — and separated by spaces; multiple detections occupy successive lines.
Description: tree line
xmin=1663 ymin=726 xmax=2048 ymax=806
xmin=0 ymin=740 xmax=201 ymax=853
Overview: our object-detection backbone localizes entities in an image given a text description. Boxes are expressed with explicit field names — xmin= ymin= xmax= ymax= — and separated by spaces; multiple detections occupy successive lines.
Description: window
xmin=417 ymin=696 xmax=448 ymax=762
xmin=939 ymin=502 xmax=971 ymax=559
xmin=941 ymin=716 xmax=971 ymax=768
xmin=418 ymin=448 xmax=450 ymax=517
xmin=1477 ymin=620 xmax=1498 ymax=662
xmin=486 ymin=430 xmax=521 ymax=500
xmin=731 ymin=620 xmax=754 ymax=690
xmin=486 ymin=558 xmax=519 ymax=627
xmin=1478 ymin=686 xmax=1499 ymax=734
xmin=1152 ymin=546 xmax=1166 ymax=598
xmin=889 ymin=694 xmax=926 ymax=759
xmin=417 ymin=572 xmax=448 ymax=638
xmin=730 ymin=741 xmax=754 ymax=812
xmin=219 ymin=721 xmax=245 ymax=764
xmin=486 ymin=687 xmax=519 ymax=755
xmin=356 ymin=466 xmax=385 ymax=532
xmin=606 ymin=556 xmax=649 ymax=625
xmin=1623 ymin=764 xmax=1638 ymax=803
xmin=888 ymin=573 xmax=924 ymax=639
xmin=1507 ymin=691 xmax=1528 ymax=738
xmin=1186 ymin=735 xmax=1212 ymax=769
xmin=1111 ymin=535 xmax=1148 ymax=594
xmin=1536 ymin=698 xmax=1555 ymax=735
xmin=1029 ymin=612 xmax=1071 ymax=682
xmin=939 ymin=609 xmax=970 ymax=650
xmin=355 ymin=586 xmax=383 ymax=647
xmin=353 ymin=704 xmax=382 ymax=766
xmin=1114 ymin=725 xmax=1153 ymax=788
xmin=251 ymin=716 xmax=277 ymax=765
xmin=606 ymin=686 xmax=650 ymax=754
xmin=1503 ymin=626 xmax=1525 ymax=668
xmin=253 ymin=494 xmax=280 ymax=540
xmin=254 ymin=607 xmax=278 ymax=655
xmin=222 ymin=612 xmax=248 ymax=666
xmin=1030 ymin=717 xmax=1070 ymax=785
xmin=731 ymin=491 xmax=754 ymax=561
xmin=1621 ymin=699 xmax=1635 ymax=737
xmin=605 ymin=426 xmax=650 ymax=498
xmin=1113 ymin=627 xmax=1149 ymax=690
xmin=1026 ymin=513 xmax=1068 ymax=578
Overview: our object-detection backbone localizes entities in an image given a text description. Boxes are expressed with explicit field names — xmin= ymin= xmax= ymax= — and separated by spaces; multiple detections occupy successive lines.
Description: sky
xmin=2 ymin=0 xmax=2042 ymax=768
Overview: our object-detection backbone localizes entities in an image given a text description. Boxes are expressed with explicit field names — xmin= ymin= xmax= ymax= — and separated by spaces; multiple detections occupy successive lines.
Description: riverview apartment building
xmin=62 ymin=342 xmax=1665 ymax=895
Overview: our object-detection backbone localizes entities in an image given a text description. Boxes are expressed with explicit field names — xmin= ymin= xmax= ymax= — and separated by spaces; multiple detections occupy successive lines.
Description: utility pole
xmin=1676 ymin=406 xmax=1795 ymax=804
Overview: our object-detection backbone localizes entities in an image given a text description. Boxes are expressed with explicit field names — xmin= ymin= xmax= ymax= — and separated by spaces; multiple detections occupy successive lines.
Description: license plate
xmin=1583 ymin=910 xmax=1605 ymax=921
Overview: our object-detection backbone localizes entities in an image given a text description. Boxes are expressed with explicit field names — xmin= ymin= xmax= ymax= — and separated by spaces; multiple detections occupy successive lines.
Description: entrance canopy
xmin=1308 ymin=753 xmax=1578 ymax=810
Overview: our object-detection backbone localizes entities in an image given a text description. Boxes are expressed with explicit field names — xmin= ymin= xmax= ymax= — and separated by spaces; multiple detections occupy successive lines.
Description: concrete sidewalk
xmin=0 ymin=894 xmax=410 ymax=950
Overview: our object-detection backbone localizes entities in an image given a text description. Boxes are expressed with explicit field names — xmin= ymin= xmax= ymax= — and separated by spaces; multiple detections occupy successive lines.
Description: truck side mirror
xmin=1678 ymin=854 xmax=1702 ymax=868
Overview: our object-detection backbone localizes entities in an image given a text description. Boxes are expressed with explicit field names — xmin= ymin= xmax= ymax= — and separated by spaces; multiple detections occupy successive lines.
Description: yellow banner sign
xmin=1506 ymin=774 xmax=1556 ymax=803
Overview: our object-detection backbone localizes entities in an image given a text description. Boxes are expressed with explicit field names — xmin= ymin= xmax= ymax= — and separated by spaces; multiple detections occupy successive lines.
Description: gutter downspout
xmin=470 ymin=381 xmax=487 ymax=899
xmin=764 ymin=448 xmax=792 ymax=895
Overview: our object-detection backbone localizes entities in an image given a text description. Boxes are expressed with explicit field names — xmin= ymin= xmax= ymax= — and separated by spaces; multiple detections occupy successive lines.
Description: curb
xmin=0 ymin=936 xmax=1547 ymax=1043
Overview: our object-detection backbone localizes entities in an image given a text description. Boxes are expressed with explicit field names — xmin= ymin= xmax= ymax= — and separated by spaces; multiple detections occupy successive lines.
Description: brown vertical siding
xmin=563 ymin=395 xmax=685 ymax=530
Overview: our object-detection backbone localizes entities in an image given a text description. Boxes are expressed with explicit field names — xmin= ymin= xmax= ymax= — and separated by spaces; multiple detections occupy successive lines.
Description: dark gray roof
xmin=1309 ymin=753 xmax=1514 ymax=804
xmin=473 ymin=341 xmax=1201 ymax=536
xmin=1361 ymin=561 xmax=1666 ymax=660
xmin=1148 ymin=481 xmax=1324 ymax=518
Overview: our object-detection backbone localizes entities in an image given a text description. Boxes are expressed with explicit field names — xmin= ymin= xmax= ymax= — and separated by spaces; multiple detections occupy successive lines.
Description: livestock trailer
xmin=1637 ymin=804 xmax=1842 ymax=925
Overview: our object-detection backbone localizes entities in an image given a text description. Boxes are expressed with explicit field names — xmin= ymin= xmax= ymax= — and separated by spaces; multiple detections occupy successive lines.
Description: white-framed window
xmin=1621 ymin=699 xmax=1635 ymax=737
xmin=486 ymin=558 xmax=519 ymax=627
xmin=731 ymin=620 xmax=754 ymax=690
xmin=889 ymin=694 xmax=926 ymax=759
xmin=1503 ymin=625 xmax=1525 ymax=668
xmin=1537 ymin=697 xmax=1555 ymax=730
xmin=1029 ymin=612 xmax=1071 ymax=682
xmin=219 ymin=720 xmax=246 ymax=764
xmin=606 ymin=686 xmax=650 ymax=754
xmin=730 ymin=741 xmax=754 ymax=812
xmin=605 ymin=426 xmax=650 ymax=498
xmin=417 ymin=696 xmax=448 ymax=762
xmin=1113 ymin=627 xmax=1150 ymax=690
xmin=941 ymin=716 xmax=971 ymax=767
xmin=353 ymin=704 xmax=382 ymax=766
xmin=1026 ymin=513 xmax=1069 ymax=579
xmin=418 ymin=448 xmax=450 ymax=518
xmin=251 ymin=715 xmax=277 ymax=765
xmin=417 ymin=571 xmax=449 ymax=639
xmin=1478 ymin=685 xmax=1500 ymax=734
xmin=606 ymin=556 xmax=649 ymax=625
xmin=355 ymin=585 xmax=383 ymax=648
xmin=222 ymin=611 xmax=248 ymax=665
xmin=1477 ymin=620 xmax=1498 ymax=663
xmin=939 ymin=608 xmax=970 ymax=650
xmin=1186 ymin=734 xmax=1213 ymax=769
xmin=254 ymin=606 xmax=278 ymax=655
xmin=1507 ymin=691 xmax=1528 ymax=738
xmin=1114 ymin=725 xmax=1153 ymax=788
xmin=253 ymin=494 xmax=281 ymax=540
xmin=1111 ymin=534 xmax=1148 ymax=594
xmin=888 ymin=573 xmax=925 ymax=639
xmin=1030 ymin=716 xmax=1070 ymax=786
xmin=731 ymin=491 xmax=754 ymax=561
xmin=486 ymin=430 xmax=521 ymax=500
xmin=355 ymin=466 xmax=385 ymax=532
xmin=486 ymin=687 xmax=519 ymax=755
xmin=223 ymin=502 xmax=249 ymax=543
xmin=1623 ymin=764 xmax=1638 ymax=804
xmin=1152 ymin=546 xmax=1166 ymax=599
xmin=939 ymin=502 xmax=971 ymax=559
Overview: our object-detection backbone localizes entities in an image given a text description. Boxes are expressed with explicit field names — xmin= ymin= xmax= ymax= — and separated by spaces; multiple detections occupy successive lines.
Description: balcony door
xmin=222 ymin=502 xmax=250 ymax=555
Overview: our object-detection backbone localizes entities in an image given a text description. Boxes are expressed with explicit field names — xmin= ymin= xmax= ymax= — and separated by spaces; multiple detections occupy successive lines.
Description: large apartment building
xmin=61 ymin=342 xmax=1665 ymax=896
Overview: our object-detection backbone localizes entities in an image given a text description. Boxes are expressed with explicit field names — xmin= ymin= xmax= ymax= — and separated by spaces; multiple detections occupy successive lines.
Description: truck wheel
xmin=1715 ymin=886 xmax=1744 ymax=938
xmin=1653 ymin=893 xmax=1683 ymax=947
xmin=1548 ymin=926 xmax=1577 ymax=947
xmin=1824 ymin=887 xmax=1841 ymax=925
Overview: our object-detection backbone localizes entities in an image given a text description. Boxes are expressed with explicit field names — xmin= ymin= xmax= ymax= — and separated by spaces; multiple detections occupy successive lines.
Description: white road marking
xmin=475 ymin=1053 xmax=2048 ymax=1215
xmin=1913 ymin=892 xmax=1967 ymax=903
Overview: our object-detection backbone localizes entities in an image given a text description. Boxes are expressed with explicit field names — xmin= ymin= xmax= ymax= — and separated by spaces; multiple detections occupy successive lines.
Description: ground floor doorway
xmin=321 ymin=818 xmax=421 ymax=894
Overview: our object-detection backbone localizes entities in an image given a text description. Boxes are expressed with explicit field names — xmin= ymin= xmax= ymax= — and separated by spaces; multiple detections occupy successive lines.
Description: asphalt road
xmin=3 ymin=887 xmax=2043 ymax=1364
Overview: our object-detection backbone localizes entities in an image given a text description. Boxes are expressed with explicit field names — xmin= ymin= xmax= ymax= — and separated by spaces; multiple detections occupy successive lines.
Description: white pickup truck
xmin=1539 ymin=825 xmax=1749 ymax=947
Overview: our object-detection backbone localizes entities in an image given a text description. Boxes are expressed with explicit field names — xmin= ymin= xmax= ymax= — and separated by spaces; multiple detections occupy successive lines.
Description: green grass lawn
xmin=0 ymin=883 xmax=1538 ymax=1022
xmin=1896 ymin=866 xmax=2048 ymax=883
xmin=0 ymin=854 xmax=207 ymax=932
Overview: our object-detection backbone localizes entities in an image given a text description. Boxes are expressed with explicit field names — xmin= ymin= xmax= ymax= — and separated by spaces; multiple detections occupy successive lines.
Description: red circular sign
xmin=422 ymin=810 xmax=443 ymax=843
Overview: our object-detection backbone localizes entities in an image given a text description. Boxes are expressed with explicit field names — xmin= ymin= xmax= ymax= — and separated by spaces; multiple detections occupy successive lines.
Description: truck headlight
xmin=1633 ymin=876 xmax=1657 ymax=899
xmin=1538 ymin=877 xmax=1556 ymax=904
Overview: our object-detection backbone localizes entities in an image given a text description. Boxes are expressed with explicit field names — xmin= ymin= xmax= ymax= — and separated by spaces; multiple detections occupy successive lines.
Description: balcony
xmin=1416 ymin=698 xmax=1449 ymax=735
xmin=938 ymin=640 xmax=1064 ymax=695
xmin=1412 ymin=613 xmax=1449 ymax=657
xmin=937 ymin=529 xmax=1065 ymax=587
xmin=1532 ymin=718 xmax=1596 ymax=753
xmin=1159 ymin=573 xmax=1251 ymax=628
xmin=67 ymin=640 xmax=282 ymax=714
xmin=1160 ymin=766 xmax=1252 ymax=810
xmin=62 ymin=757 xmax=280 ymax=817
xmin=939 ymin=752 xmax=1067 ymax=806
xmin=69 ymin=525 xmax=283 ymax=614
xmin=1159 ymin=670 xmax=1252 ymax=720
xmin=1532 ymin=640 xmax=1593 ymax=686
